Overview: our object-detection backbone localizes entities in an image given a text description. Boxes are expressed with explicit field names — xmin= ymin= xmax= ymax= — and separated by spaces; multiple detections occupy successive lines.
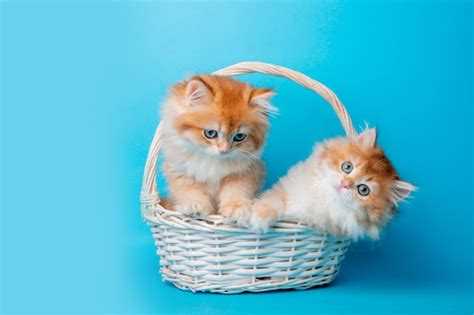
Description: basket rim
xmin=143 ymin=203 xmax=351 ymax=243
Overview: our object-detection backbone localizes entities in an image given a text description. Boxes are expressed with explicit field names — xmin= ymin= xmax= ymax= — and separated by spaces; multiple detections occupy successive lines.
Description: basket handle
xmin=140 ymin=61 xmax=356 ymax=207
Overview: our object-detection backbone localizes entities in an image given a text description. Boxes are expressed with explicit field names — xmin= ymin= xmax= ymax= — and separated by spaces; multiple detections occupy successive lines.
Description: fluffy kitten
xmin=160 ymin=74 xmax=275 ymax=223
xmin=249 ymin=128 xmax=416 ymax=239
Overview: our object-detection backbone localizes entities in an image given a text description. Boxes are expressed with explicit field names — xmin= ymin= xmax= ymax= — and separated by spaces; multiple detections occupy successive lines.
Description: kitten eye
xmin=233 ymin=133 xmax=247 ymax=142
xmin=357 ymin=184 xmax=370 ymax=196
xmin=341 ymin=161 xmax=353 ymax=174
xmin=203 ymin=129 xmax=218 ymax=139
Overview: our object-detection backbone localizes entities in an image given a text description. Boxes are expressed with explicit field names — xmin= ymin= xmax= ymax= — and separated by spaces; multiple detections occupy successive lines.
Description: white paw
xmin=175 ymin=201 xmax=214 ymax=216
xmin=219 ymin=201 xmax=252 ymax=226
xmin=249 ymin=203 xmax=278 ymax=233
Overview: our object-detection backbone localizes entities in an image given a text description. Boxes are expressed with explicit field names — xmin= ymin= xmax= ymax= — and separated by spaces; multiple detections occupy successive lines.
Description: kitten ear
xmin=392 ymin=180 xmax=417 ymax=201
xmin=357 ymin=127 xmax=377 ymax=148
xmin=250 ymin=88 xmax=278 ymax=116
xmin=185 ymin=79 xmax=211 ymax=106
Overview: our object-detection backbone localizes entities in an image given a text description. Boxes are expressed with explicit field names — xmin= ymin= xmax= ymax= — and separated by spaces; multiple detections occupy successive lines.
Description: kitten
xmin=249 ymin=128 xmax=416 ymax=239
xmin=160 ymin=74 xmax=275 ymax=224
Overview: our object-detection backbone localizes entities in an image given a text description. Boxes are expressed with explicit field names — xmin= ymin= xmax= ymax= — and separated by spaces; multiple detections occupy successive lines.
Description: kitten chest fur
xmin=282 ymin=160 xmax=365 ymax=238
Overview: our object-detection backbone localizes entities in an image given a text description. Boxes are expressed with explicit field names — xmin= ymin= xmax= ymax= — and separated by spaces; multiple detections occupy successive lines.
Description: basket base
xmin=160 ymin=266 xmax=341 ymax=294
xmin=146 ymin=207 xmax=350 ymax=295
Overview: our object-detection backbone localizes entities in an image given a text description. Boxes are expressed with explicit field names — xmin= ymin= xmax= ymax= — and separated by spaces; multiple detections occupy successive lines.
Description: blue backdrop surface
xmin=1 ymin=0 xmax=472 ymax=314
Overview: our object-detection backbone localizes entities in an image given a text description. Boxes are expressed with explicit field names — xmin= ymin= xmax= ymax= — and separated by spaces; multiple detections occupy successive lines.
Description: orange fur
xmin=170 ymin=75 xmax=271 ymax=153
xmin=163 ymin=161 xmax=215 ymax=215
xmin=218 ymin=164 xmax=265 ymax=223
xmin=160 ymin=75 xmax=274 ymax=220
xmin=250 ymin=183 xmax=287 ymax=231
xmin=320 ymin=137 xmax=401 ymax=227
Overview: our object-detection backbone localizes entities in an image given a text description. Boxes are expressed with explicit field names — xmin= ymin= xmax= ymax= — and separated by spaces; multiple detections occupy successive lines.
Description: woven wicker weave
xmin=141 ymin=62 xmax=356 ymax=294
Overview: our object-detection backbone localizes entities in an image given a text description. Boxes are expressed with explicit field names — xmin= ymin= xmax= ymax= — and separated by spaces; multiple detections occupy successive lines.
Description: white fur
xmin=250 ymin=90 xmax=279 ymax=117
xmin=251 ymin=143 xmax=384 ymax=239
xmin=282 ymin=149 xmax=373 ymax=239
xmin=356 ymin=127 xmax=377 ymax=148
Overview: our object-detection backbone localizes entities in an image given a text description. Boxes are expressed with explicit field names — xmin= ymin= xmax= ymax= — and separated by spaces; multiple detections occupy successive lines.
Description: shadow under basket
xmin=140 ymin=62 xmax=355 ymax=294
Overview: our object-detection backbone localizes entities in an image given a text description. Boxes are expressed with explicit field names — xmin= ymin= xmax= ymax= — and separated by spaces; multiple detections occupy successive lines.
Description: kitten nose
xmin=217 ymin=141 xmax=230 ymax=155
xmin=340 ymin=179 xmax=351 ymax=188
xmin=218 ymin=146 xmax=229 ymax=155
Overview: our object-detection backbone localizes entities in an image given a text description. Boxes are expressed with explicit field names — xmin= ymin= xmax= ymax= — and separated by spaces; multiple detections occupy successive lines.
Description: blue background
xmin=1 ymin=0 xmax=472 ymax=314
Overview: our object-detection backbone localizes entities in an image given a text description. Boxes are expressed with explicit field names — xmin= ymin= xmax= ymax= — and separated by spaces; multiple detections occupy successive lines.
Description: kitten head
xmin=163 ymin=75 xmax=275 ymax=159
xmin=316 ymin=127 xmax=416 ymax=238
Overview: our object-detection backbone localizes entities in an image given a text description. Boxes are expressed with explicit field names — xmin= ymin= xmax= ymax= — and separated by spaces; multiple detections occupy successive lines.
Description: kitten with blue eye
xmin=249 ymin=128 xmax=416 ymax=239
xmin=160 ymin=74 xmax=275 ymax=223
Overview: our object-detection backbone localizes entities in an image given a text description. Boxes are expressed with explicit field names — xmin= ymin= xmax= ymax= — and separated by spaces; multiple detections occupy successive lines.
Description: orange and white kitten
xmin=249 ymin=128 xmax=416 ymax=239
xmin=160 ymin=74 xmax=275 ymax=223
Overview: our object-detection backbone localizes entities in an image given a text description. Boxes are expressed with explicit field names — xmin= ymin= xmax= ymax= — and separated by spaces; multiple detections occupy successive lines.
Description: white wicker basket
xmin=141 ymin=62 xmax=356 ymax=294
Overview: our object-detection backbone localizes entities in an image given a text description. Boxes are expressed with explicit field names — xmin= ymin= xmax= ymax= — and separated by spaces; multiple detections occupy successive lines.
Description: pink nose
xmin=218 ymin=148 xmax=229 ymax=155
xmin=340 ymin=179 xmax=351 ymax=188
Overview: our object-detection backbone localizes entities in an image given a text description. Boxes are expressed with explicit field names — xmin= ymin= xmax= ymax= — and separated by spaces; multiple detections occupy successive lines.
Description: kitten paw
xmin=219 ymin=201 xmax=252 ymax=226
xmin=175 ymin=201 xmax=214 ymax=216
xmin=249 ymin=203 xmax=278 ymax=233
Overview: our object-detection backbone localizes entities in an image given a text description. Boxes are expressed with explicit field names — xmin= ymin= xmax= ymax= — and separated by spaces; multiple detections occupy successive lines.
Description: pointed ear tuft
xmin=392 ymin=180 xmax=417 ymax=201
xmin=185 ymin=79 xmax=211 ymax=106
xmin=357 ymin=127 xmax=377 ymax=147
xmin=250 ymin=88 xmax=277 ymax=117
